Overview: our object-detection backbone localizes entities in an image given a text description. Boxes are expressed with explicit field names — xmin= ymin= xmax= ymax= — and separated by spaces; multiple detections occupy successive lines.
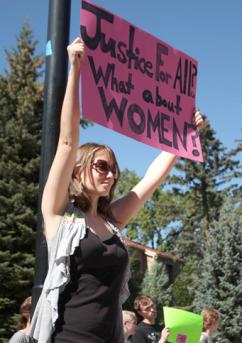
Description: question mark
xmin=191 ymin=129 xmax=200 ymax=157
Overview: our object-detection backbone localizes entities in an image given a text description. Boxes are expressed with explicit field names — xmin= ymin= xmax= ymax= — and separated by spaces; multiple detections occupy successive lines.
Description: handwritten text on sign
xmin=80 ymin=0 xmax=203 ymax=161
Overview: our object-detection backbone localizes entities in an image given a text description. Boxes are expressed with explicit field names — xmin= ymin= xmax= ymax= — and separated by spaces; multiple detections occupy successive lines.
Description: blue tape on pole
xmin=45 ymin=40 xmax=52 ymax=56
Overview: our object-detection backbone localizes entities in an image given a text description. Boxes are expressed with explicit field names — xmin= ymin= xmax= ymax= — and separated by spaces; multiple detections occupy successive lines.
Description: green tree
xmin=172 ymin=256 xmax=194 ymax=308
xmin=0 ymin=24 xmax=43 ymax=338
xmin=170 ymin=119 xmax=239 ymax=260
xmin=141 ymin=260 xmax=172 ymax=326
xmin=229 ymin=131 xmax=242 ymax=207
xmin=124 ymin=248 xmax=144 ymax=310
xmin=193 ymin=198 xmax=242 ymax=343
xmin=0 ymin=24 xmax=91 ymax=340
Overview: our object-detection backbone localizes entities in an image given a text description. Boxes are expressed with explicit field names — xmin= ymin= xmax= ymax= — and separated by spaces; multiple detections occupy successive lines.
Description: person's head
xmin=17 ymin=296 xmax=32 ymax=330
xmin=134 ymin=295 xmax=157 ymax=324
xmin=122 ymin=310 xmax=137 ymax=339
xmin=201 ymin=308 xmax=220 ymax=334
xmin=69 ymin=143 xmax=120 ymax=219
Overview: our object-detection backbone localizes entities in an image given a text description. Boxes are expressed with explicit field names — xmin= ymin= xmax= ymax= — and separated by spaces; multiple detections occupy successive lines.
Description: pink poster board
xmin=80 ymin=0 xmax=203 ymax=162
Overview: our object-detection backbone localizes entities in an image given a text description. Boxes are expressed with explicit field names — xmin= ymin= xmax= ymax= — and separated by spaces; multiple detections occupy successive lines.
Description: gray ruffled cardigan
xmin=29 ymin=202 xmax=130 ymax=343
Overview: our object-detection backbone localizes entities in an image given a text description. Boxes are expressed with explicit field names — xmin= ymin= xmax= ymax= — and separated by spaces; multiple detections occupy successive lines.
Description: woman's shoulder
xmin=9 ymin=330 xmax=32 ymax=343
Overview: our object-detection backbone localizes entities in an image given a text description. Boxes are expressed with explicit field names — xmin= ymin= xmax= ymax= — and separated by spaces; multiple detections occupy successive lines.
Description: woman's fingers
xmin=193 ymin=110 xmax=204 ymax=127
xmin=67 ymin=37 xmax=85 ymax=65
xmin=72 ymin=37 xmax=82 ymax=44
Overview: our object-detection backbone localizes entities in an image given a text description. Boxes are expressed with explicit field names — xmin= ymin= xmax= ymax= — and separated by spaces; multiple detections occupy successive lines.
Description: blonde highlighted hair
xmin=122 ymin=310 xmax=137 ymax=324
xmin=68 ymin=143 xmax=120 ymax=221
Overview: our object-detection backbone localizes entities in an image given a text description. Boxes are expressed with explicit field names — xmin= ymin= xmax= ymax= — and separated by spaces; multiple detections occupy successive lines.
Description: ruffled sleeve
xmin=29 ymin=203 xmax=86 ymax=343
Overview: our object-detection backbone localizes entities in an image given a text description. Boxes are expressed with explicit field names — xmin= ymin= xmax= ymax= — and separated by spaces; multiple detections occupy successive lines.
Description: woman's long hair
xmin=68 ymin=143 xmax=120 ymax=222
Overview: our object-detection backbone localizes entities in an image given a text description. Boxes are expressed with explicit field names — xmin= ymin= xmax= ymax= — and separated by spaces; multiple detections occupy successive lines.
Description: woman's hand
xmin=67 ymin=37 xmax=85 ymax=72
xmin=193 ymin=108 xmax=204 ymax=129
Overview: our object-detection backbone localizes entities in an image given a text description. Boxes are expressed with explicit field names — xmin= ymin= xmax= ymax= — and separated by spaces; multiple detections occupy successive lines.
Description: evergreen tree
xmin=124 ymin=248 xmax=144 ymax=310
xmin=0 ymin=24 xmax=43 ymax=338
xmin=193 ymin=198 xmax=242 ymax=343
xmin=229 ymin=131 xmax=242 ymax=206
xmin=141 ymin=260 xmax=172 ymax=326
xmin=172 ymin=256 xmax=194 ymax=308
xmin=170 ymin=119 xmax=239 ymax=260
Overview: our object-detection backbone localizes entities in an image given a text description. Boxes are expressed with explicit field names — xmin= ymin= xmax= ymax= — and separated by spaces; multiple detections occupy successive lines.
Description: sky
xmin=1 ymin=0 xmax=241 ymax=176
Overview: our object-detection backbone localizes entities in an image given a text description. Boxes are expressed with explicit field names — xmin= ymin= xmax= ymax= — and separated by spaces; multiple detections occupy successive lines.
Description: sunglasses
xmin=91 ymin=159 xmax=118 ymax=178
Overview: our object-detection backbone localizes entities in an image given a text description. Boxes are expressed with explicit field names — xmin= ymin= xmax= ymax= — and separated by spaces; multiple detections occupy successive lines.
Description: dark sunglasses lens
xmin=95 ymin=160 xmax=109 ymax=173
xmin=94 ymin=160 xmax=117 ymax=177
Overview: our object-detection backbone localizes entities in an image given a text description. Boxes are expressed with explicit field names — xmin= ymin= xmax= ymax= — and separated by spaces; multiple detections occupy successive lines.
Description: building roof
xmin=126 ymin=238 xmax=176 ymax=262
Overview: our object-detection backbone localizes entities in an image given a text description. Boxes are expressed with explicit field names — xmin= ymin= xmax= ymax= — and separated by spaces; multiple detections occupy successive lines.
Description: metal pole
xmin=32 ymin=0 xmax=71 ymax=312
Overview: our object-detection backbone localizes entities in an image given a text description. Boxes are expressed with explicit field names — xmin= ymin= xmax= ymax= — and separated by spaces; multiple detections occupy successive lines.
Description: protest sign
xmin=80 ymin=0 xmax=203 ymax=161
xmin=163 ymin=307 xmax=203 ymax=343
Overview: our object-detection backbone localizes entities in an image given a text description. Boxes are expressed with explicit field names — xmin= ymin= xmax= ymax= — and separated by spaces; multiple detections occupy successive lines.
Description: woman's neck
xmin=87 ymin=196 xmax=99 ymax=216
xmin=86 ymin=207 xmax=98 ymax=217
xmin=21 ymin=321 xmax=30 ymax=334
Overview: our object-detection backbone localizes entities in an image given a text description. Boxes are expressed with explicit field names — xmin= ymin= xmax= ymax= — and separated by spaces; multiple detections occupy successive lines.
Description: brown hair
xmin=134 ymin=295 xmax=154 ymax=313
xmin=201 ymin=308 xmax=220 ymax=331
xmin=68 ymin=143 xmax=120 ymax=222
xmin=17 ymin=296 xmax=32 ymax=330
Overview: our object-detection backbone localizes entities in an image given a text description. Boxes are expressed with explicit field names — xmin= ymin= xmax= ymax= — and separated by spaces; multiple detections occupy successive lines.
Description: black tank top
xmin=52 ymin=228 xmax=128 ymax=343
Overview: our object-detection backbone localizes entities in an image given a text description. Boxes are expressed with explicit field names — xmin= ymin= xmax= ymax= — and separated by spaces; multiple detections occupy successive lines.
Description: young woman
xmin=29 ymin=38 xmax=203 ymax=343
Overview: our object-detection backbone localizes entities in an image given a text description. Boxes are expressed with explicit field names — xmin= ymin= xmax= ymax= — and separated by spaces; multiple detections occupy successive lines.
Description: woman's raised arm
xmin=111 ymin=111 xmax=203 ymax=229
xmin=41 ymin=38 xmax=85 ymax=236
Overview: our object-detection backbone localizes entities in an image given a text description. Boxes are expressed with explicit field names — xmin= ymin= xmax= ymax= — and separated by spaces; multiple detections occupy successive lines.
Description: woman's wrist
xmin=69 ymin=64 xmax=81 ymax=79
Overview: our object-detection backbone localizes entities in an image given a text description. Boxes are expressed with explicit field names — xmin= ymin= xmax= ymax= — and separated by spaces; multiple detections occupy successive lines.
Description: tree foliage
xmin=0 ymin=23 xmax=91 ymax=339
xmin=172 ymin=256 xmax=194 ymax=308
xmin=170 ymin=119 xmax=239 ymax=260
xmin=124 ymin=248 xmax=144 ymax=310
xmin=0 ymin=24 xmax=43 ymax=338
xmin=193 ymin=198 xmax=242 ymax=343
xmin=141 ymin=261 xmax=172 ymax=326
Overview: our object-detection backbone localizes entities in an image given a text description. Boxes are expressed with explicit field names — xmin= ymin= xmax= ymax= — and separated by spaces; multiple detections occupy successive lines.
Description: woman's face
xmin=82 ymin=150 xmax=117 ymax=198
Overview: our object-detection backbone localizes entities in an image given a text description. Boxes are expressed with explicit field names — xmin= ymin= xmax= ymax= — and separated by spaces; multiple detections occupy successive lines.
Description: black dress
xmin=52 ymin=228 xmax=128 ymax=343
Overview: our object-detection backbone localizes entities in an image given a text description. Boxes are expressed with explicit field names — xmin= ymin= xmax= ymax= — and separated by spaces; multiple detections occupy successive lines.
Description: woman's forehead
xmin=93 ymin=149 xmax=112 ymax=161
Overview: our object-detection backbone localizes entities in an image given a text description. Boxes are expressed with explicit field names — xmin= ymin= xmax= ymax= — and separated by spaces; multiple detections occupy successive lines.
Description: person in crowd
xmin=9 ymin=296 xmax=32 ymax=343
xmin=29 ymin=37 xmax=203 ymax=343
xmin=200 ymin=308 xmax=220 ymax=343
xmin=133 ymin=295 xmax=169 ymax=343
xmin=123 ymin=310 xmax=137 ymax=342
